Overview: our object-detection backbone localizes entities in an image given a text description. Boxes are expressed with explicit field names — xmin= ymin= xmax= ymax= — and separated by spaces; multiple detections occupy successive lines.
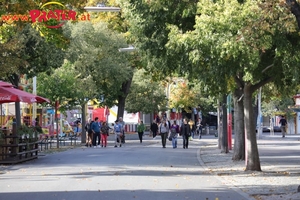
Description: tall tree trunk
xmin=81 ymin=103 xmax=87 ymax=144
xmin=217 ymin=99 xmax=222 ymax=149
xmin=286 ymin=0 xmax=300 ymax=29
xmin=221 ymin=94 xmax=228 ymax=153
xmin=232 ymin=88 xmax=245 ymax=160
xmin=244 ymin=83 xmax=261 ymax=171
xmin=117 ymin=75 xmax=133 ymax=119
xmin=8 ymin=73 xmax=21 ymax=127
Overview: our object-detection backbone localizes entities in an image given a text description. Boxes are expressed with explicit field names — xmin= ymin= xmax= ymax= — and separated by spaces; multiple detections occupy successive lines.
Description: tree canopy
xmin=125 ymin=69 xmax=167 ymax=114
xmin=63 ymin=21 xmax=133 ymax=107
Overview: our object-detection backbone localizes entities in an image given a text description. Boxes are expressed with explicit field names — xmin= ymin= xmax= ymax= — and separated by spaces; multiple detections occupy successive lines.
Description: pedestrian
xmin=196 ymin=118 xmax=203 ymax=139
xmin=85 ymin=118 xmax=93 ymax=147
xmin=137 ymin=120 xmax=146 ymax=143
xmin=180 ymin=118 xmax=191 ymax=149
xmin=75 ymin=122 xmax=81 ymax=137
xmin=159 ymin=120 xmax=169 ymax=148
xmin=155 ymin=115 xmax=161 ymax=123
xmin=118 ymin=117 xmax=126 ymax=144
xmin=188 ymin=119 xmax=196 ymax=140
xmin=100 ymin=121 xmax=110 ymax=147
xmin=114 ymin=120 xmax=123 ymax=147
xmin=150 ymin=120 xmax=158 ymax=139
xmin=279 ymin=116 xmax=287 ymax=138
xmin=170 ymin=121 xmax=179 ymax=148
xmin=92 ymin=117 xmax=101 ymax=148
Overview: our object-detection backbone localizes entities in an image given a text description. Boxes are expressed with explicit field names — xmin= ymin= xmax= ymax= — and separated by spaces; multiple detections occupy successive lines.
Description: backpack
xmin=88 ymin=121 xmax=94 ymax=133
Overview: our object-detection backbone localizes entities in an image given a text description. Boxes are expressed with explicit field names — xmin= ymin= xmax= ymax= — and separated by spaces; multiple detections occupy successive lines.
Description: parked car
xmin=257 ymin=126 xmax=281 ymax=132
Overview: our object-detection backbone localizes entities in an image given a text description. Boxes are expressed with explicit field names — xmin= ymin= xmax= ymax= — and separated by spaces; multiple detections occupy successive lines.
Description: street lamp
xmin=84 ymin=6 xmax=121 ymax=12
xmin=118 ymin=45 xmax=136 ymax=52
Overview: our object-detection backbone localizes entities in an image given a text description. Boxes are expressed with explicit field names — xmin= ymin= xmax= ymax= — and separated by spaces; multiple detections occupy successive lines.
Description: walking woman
xmin=188 ymin=119 xmax=196 ymax=140
xmin=180 ymin=118 xmax=191 ymax=149
xmin=170 ymin=121 xmax=179 ymax=148
xmin=137 ymin=120 xmax=146 ymax=143
xmin=100 ymin=121 xmax=110 ymax=147
xmin=159 ymin=120 xmax=169 ymax=148
xmin=150 ymin=120 xmax=158 ymax=139
xmin=85 ymin=118 xmax=93 ymax=147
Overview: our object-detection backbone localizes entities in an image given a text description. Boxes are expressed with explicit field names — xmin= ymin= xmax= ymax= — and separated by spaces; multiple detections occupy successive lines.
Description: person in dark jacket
xmin=150 ymin=120 xmax=158 ymax=139
xmin=180 ymin=118 xmax=191 ymax=149
xmin=85 ymin=118 xmax=93 ymax=147
xmin=91 ymin=117 xmax=101 ymax=148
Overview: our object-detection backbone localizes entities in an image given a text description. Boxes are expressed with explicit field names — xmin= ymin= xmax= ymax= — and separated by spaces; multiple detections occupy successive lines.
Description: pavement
xmin=197 ymin=132 xmax=300 ymax=200
xmin=1 ymin=131 xmax=300 ymax=200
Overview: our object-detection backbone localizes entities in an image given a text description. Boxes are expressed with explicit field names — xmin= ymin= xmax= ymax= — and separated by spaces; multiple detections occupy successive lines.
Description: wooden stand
xmin=0 ymin=119 xmax=38 ymax=164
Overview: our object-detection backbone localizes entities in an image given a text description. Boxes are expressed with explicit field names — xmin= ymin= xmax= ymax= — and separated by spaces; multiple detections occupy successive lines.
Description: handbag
xmin=168 ymin=136 xmax=172 ymax=141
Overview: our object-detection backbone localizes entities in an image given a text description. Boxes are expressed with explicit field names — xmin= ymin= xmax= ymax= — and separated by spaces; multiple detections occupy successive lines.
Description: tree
xmin=119 ymin=0 xmax=197 ymax=78
xmin=184 ymin=0 xmax=300 ymax=170
xmin=0 ymin=24 xmax=64 ymax=126
xmin=37 ymin=61 xmax=98 ymax=147
xmin=63 ymin=21 xmax=133 ymax=119
xmin=122 ymin=0 xmax=300 ymax=171
xmin=37 ymin=62 xmax=97 ymax=111
xmin=125 ymin=69 xmax=167 ymax=114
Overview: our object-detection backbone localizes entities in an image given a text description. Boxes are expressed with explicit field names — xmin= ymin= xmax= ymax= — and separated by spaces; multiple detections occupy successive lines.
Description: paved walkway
xmin=197 ymin=133 xmax=300 ymax=200
xmin=1 ymin=131 xmax=299 ymax=200
xmin=48 ymin=131 xmax=300 ymax=200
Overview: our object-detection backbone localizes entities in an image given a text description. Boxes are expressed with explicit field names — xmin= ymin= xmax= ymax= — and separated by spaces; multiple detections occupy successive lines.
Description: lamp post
xmin=32 ymin=76 xmax=37 ymax=125
xmin=119 ymin=45 xmax=136 ymax=52
xmin=84 ymin=6 xmax=121 ymax=12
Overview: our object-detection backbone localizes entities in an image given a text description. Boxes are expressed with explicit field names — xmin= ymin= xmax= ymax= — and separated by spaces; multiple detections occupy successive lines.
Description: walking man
xmin=119 ymin=117 xmax=125 ymax=143
xmin=92 ymin=117 xmax=101 ymax=148
xmin=180 ymin=118 xmax=191 ymax=149
xmin=196 ymin=118 xmax=202 ymax=139
xmin=114 ymin=120 xmax=123 ymax=147
xmin=279 ymin=116 xmax=287 ymax=138
xmin=137 ymin=120 xmax=146 ymax=143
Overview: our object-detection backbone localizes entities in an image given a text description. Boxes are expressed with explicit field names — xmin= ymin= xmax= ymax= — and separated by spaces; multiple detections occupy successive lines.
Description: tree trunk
xmin=244 ymin=83 xmax=261 ymax=171
xmin=286 ymin=0 xmax=300 ymax=29
xmin=117 ymin=75 xmax=133 ymax=119
xmin=81 ymin=103 xmax=87 ymax=144
xmin=217 ymin=99 xmax=222 ymax=149
xmin=232 ymin=88 xmax=245 ymax=161
xmin=221 ymin=94 xmax=228 ymax=153
xmin=8 ymin=74 xmax=21 ymax=127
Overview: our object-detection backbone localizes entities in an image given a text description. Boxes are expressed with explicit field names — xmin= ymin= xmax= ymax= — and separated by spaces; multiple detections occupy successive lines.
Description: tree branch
xmin=261 ymin=64 xmax=273 ymax=73
xmin=234 ymin=73 xmax=244 ymax=89
xmin=251 ymin=76 xmax=274 ymax=92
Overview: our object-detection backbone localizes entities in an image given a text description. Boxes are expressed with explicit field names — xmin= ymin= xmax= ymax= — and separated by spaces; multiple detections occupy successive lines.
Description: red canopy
xmin=0 ymin=81 xmax=13 ymax=87
xmin=0 ymin=84 xmax=50 ymax=104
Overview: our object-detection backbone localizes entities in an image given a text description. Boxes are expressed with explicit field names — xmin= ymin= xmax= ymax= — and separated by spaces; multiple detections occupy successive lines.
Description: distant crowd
xmin=84 ymin=115 xmax=203 ymax=149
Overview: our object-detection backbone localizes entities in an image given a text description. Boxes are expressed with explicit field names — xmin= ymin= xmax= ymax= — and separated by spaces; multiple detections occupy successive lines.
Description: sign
xmin=1 ymin=1 xmax=90 ymax=28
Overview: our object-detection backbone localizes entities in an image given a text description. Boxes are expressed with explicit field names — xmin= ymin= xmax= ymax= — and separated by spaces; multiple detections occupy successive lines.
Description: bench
xmin=39 ymin=137 xmax=49 ymax=151
xmin=58 ymin=133 xmax=66 ymax=146
xmin=69 ymin=133 xmax=78 ymax=145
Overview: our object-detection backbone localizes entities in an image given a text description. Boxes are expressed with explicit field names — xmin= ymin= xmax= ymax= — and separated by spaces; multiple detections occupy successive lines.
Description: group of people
xmin=150 ymin=117 xmax=203 ymax=149
xmin=84 ymin=117 xmax=125 ymax=148
xmin=84 ymin=115 xmax=204 ymax=149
